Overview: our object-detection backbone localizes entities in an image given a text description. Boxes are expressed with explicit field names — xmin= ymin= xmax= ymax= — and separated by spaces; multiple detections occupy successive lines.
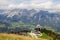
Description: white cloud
xmin=7 ymin=1 xmax=53 ymax=9
xmin=0 ymin=0 xmax=60 ymax=12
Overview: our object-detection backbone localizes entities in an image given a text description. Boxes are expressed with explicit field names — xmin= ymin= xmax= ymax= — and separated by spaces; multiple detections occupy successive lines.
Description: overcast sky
xmin=0 ymin=0 xmax=60 ymax=12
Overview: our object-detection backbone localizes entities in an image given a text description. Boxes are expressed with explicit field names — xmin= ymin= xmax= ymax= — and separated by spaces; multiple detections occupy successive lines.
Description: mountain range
xmin=0 ymin=9 xmax=60 ymax=32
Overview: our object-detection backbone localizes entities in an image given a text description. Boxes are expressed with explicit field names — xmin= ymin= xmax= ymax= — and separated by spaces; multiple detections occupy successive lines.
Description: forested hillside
xmin=0 ymin=9 xmax=60 ymax=32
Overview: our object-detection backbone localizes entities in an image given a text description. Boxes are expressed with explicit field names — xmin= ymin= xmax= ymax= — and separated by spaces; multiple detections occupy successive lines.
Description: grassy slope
xmin=0 ymin=33 xmax=47 ymax=40
xmin=38 ymin=33 xmax=53 ymax=40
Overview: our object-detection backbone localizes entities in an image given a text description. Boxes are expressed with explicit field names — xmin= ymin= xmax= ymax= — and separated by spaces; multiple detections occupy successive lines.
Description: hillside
xmin=0 ymin=33 xmax=47 ymax=40
xmin=0 ymin=9 xmax=60 ymax=32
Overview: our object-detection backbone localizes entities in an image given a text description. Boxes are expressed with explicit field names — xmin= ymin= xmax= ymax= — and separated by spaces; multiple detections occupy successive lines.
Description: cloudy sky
xmin=0 ymin=0 xmax=60 ymax=12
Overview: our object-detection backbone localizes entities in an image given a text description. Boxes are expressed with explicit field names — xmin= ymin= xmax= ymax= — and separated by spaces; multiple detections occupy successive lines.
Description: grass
xmin=0 ymin=33 xmax=47 ymax=40
xmin=0 ymin=24 xmax=5 ymax=27
xmin=38 ymin=33 xmax=53 ymax=40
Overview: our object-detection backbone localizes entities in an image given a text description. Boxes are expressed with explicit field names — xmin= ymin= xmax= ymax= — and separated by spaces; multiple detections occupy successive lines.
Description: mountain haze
xmin=0 ymin=9 xmax=60 ymax=32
